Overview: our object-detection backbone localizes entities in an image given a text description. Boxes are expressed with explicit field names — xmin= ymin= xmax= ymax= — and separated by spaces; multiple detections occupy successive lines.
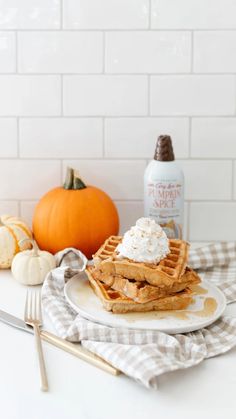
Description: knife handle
xmin=40 ymin=330 xmax=120 ymax=376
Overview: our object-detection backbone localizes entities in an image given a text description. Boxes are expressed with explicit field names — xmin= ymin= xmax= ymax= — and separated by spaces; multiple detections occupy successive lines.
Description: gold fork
xmin=24 ymin=290 xmax=48 ymax=392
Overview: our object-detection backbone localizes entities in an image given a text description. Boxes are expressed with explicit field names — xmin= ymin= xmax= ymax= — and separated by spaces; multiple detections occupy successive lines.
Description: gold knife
xmin=0 ymin=309 xmax=120 ymax=376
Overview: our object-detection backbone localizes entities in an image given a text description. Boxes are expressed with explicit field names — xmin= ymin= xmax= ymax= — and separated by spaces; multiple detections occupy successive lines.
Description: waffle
xmin=93 ymin=236 xmax=189 ymax=287
xmin=91 ymin=266 xmax=201 ymax=304
xmin=86 ymin=266 xmax=193 ymax=313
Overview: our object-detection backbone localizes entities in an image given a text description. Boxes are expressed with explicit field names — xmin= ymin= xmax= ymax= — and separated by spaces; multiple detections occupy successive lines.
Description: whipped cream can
xmin=144 ymin=135 xmax=184 ymax=239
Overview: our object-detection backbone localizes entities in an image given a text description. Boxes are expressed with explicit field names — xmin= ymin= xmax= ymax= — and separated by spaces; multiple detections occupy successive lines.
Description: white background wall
xmin=0 ymin=0 xmax=236 ymax=241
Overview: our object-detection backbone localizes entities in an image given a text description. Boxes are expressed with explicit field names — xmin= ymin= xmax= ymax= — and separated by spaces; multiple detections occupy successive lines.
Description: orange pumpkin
xmin=32 ymin=168 xmax=119 ymax=259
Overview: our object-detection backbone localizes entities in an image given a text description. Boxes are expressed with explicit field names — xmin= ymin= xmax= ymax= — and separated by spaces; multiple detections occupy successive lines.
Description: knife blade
xmin=0 ymin=309 xmax=120 ymax=376
xmin=0 ymin=309 xmax=33 ymax=334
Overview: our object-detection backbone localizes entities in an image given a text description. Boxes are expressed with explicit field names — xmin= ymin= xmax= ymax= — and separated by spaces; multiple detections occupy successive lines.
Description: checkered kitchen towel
xmin=42 ymin=243 xmax=236 ymax=389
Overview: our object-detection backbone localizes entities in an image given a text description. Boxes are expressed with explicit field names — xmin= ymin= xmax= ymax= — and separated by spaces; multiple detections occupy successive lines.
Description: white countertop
xmin=0 ymin=263 xmax=236 ymax=419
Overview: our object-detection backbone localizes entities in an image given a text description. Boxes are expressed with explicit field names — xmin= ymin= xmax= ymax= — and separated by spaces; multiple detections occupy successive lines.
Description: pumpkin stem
xmin=19 ymin=238 xmax=39 ymax=256
xmin=73 ymin=169 xmax=86 ymax=190
xmin=64 ymin=167 xmax=74 ymax=189
xmin=64 ymin=167 xmax=86 ymax=190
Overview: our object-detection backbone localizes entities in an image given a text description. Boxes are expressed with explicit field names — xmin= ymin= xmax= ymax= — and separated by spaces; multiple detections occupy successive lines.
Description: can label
xmin=146 ymin=180 xmax=183 ymax=239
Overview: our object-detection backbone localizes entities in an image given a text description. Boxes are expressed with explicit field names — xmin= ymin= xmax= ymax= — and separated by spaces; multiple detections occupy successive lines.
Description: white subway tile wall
xmin=63 ymin=0 xmax=149 ymax=29
xmin=0 ymin=0 xmax=60 ymax=29
xmin=151 ymin=0 xmax=236 ymax=29
xmin=179 ymin=160 xmax=232 ymax=200
xmin=194 ymin=31 xmax=236 ymax=73
xmin=19 ymin=118 xmax=103 ymax=158
xmin=0 ymin=160 xmax=61 ymax=200
xmin=0 ymin=32 xmax=15 ymax=72
xmin=0 ymin=0 xmax=235 ymax=241
xmin=0 ymin=119 xmax=17 ymax=157
xmin=104 ymin=118 xmax=189 ymax=158
xmin=150 ymin=75 xmax=236 ymax=116
xmin=63 ymin=75 xmax=148 ymax=115
xmin=0 ymin=75 xmax=61 ymax=115
xmin=105 ymin=32 xmax=191 ymax=74
xmin=18 ymin=32 xmax=103 ymax=73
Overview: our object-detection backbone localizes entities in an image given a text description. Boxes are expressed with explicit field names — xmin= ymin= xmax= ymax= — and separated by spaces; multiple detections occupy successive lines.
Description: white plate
xmin=64 ymin=273 xmax=227 ymax=334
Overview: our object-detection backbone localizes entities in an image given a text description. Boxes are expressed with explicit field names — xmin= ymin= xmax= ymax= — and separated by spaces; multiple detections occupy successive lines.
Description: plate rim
xmin=64 ymin=275 xmax=227 ymax=334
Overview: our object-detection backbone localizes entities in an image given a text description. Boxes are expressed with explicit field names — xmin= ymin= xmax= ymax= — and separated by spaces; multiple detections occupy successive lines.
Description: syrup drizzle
xmin=123 ymin=297 xmax=217 ymax=323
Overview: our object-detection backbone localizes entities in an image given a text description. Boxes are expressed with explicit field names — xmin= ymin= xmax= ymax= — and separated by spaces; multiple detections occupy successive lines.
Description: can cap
xmin=154 ymin=135 xmax=175 ymax=161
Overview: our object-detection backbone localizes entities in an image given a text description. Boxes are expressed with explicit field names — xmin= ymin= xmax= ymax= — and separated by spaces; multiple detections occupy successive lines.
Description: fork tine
xmin=30 ymin=290 xmax=33 ymax=319
xmin=25 ymin=289 xmax=43 ymax=324
xmin=24 ymin=288 xmax=48 ymax=391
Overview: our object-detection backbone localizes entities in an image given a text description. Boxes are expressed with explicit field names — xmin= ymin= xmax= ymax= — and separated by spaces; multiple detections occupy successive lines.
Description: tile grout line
xmin=2 ymin=198 xmax=236 ymax=204
xmin=190 ymin=30 xmax=194 ymax=73
xmin=1 ymin=72 xmax=236 ymax=76
xmin=189 ymin=30 xmax=193 ymax=161
xmin=102 ymin=31 xmax=105 ymax=73
xmin=60 ymin=159 xmax=63 ymax=184
xmin=102 ymin=31 xmax=105 ymax=156
xmin=102 ymin=118 xmax=105 ymax=157
xmin=0 ymin=157 xmax=235 ymax=161
xmin=15 ymin=29 xmax=20 ymax=160
xmin=16 ymin=117 xmax=20 ymax=158
xmin=148 ymin=0 xmax=151 ymax=29
xmin=60 ymin=0 xmax=63 ymax=29
xmin=61 ymin=75 xmax=63 ymax=116
xmin=1 ymin=115 xmax=236 ymax=119
xmin=232 ymin=160 xmax=235 ymax=200
xmin=3 ymin=28 xmax=236 ymax=32
xmin=148 ymin=75 xmax=151 ymax=115
xmin=188 ymin=117 xmax=192 ymax=157
xmin=14 ymin=31 xmax=18 ymax=73
xmin=186 ymin=202 xmax=190 ymax=242
xmin=235 ymin=74 xmax=236 ymax=115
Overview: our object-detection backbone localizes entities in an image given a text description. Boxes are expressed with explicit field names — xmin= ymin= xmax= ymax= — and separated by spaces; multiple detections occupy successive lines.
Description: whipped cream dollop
xmin=116 ymin=217 xmax=170 ymax=264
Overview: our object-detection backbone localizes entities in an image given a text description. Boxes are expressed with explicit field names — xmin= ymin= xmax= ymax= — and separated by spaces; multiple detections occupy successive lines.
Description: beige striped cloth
xmin=42 ymin=243 xmax=236 ymax=389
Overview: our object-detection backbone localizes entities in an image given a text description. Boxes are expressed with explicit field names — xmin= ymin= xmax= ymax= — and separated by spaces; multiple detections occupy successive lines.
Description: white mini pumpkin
xmin=0 ymin=215 xmax=32 ymax=268
xmin=11 ymin=238 xmax=56 ymax=285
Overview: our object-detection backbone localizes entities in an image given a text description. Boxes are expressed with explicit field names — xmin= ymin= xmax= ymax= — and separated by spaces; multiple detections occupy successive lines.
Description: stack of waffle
xmin=86 ymin=236 xmax=201 ymax=314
